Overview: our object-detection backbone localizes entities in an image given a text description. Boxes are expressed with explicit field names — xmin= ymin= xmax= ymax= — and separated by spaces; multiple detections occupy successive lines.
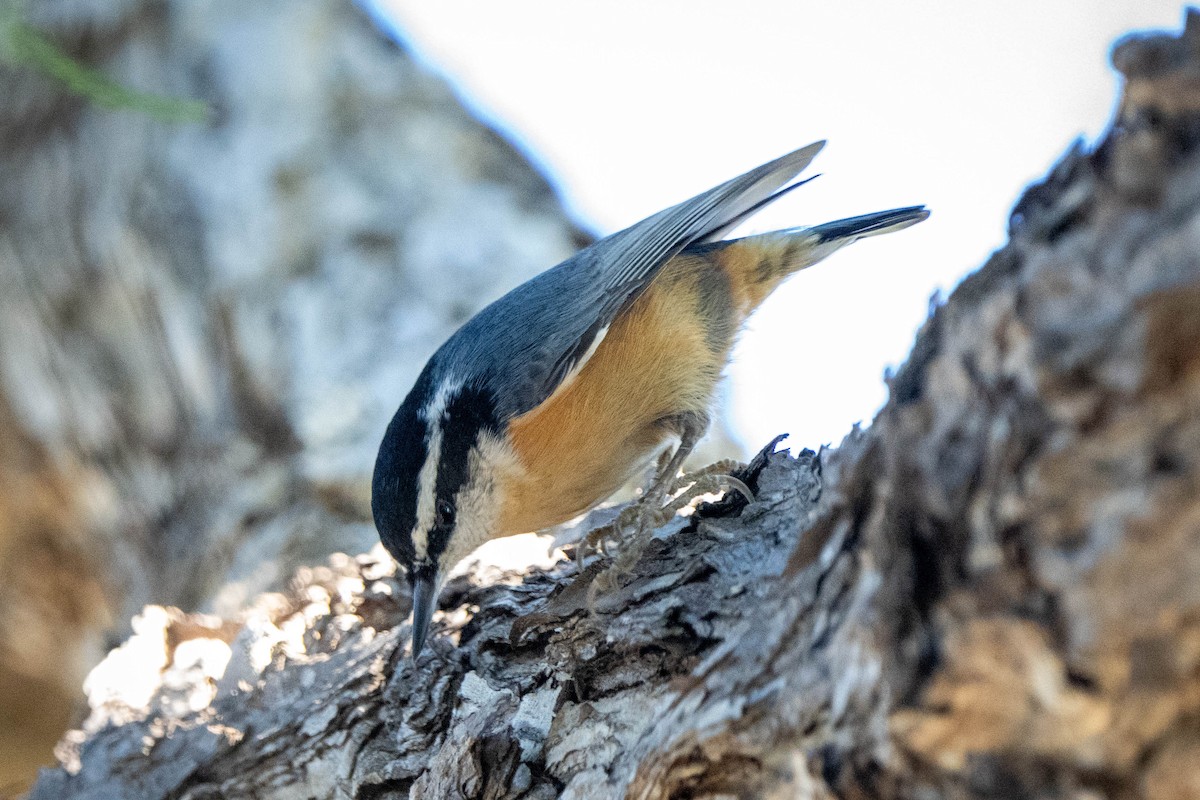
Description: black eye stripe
xmin=435 ymin=499 xmax=456 ymax=528
xmin=428 ymin=525 xmax=451 ymax=553
xmin=372 ymin=367 xmax=435 ymax=567
xmin=427 ymin=385 xmax=500 ymax=559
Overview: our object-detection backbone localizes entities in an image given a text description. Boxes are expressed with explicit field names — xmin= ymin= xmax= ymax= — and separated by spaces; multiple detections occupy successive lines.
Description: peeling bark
xmin=25 ymin=10 xmax=1200 ymax=800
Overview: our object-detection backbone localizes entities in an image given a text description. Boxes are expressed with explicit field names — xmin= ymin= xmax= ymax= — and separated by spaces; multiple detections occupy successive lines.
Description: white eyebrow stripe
xmin=412 ymin=373 xmax=461 ymax=562
xmin=420 ymin=374 xmax=463 ymax=423
xmin=411 ymin=422 xmax=441 ymax=562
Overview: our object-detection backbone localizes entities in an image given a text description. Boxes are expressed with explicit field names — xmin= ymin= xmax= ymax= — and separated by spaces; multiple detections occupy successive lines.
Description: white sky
xmin=369 ymin=1 xmax=1185 ymax=453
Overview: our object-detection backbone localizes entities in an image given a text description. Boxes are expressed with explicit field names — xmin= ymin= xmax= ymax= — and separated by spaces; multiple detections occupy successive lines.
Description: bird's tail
xmin=773 ymin=206 xmax=931 ymax=279
xmin=703 ymin=205 xmax=928 ymax=313
xmin=806 ymin=205 xmax=930 ymax=244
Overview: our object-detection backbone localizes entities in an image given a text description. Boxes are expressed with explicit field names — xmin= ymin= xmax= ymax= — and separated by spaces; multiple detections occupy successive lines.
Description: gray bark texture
xmin=18 ymin=7 xmax=1200 ymax=800
xmin=0 ymin=0 xmax=596 ymax=787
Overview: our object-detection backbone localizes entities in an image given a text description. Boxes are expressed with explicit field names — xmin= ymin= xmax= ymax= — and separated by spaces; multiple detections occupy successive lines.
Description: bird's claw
xmin=580 ymin=461 xmax=753 ymax=562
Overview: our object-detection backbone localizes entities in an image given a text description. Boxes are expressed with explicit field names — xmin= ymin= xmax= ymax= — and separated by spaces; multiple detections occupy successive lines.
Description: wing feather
xmin=433 ymin=142 xmax=826 ymax=420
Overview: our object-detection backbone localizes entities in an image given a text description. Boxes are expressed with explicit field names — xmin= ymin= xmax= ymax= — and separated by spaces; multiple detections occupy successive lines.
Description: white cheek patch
xmin=435 ymin=432 xmax=522 ymax=574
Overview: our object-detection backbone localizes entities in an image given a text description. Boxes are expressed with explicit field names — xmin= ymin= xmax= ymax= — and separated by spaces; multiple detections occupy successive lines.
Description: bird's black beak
xmin=410 ymin=570 xmax=437 ymax=658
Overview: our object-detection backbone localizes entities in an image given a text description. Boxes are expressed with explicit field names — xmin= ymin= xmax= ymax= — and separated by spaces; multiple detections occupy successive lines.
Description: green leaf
xmin=0 ymin=6 xmax=209 ymax=123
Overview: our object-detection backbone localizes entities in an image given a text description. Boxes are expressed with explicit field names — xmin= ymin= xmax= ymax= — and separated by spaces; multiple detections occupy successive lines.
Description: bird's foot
xmin=581 ymin=460 xmax=754 ymax=562
xmin=662 ymin=459 xmax=754 ymax=512
xmin=582 ymin=463 xmax=755 ymax=608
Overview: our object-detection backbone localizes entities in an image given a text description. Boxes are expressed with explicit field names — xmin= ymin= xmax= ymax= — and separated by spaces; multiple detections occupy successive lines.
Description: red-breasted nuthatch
xmin=372 ymin=141 xmax=927 ymax=654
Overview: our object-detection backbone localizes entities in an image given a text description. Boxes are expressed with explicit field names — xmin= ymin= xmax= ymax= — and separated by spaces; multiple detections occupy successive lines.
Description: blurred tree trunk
xmin=0 ymin=0 xmax=591 ymax=790
xmin=24 ymin=10 xmax=1200 ymax=800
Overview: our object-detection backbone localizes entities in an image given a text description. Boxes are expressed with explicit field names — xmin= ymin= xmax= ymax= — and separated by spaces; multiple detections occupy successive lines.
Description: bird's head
xmin=371 ymin=370 xmax=515 ymax=655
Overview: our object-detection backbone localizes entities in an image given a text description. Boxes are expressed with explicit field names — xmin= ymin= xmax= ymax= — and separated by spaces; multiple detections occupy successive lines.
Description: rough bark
xmin=0 ymin=0 xmax=594 ymax=786
xmin=24 ymin=10 xmax=1200 ymax=800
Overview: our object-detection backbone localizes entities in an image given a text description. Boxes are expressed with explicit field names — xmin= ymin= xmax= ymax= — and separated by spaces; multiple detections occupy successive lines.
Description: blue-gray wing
xmin=435 ymin=142 xmax=826 ymax=421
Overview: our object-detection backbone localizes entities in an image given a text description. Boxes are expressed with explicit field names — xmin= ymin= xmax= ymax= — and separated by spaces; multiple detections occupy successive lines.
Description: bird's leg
xmin=583 ymin=425 xmax=773 ymax=612
xmin=646 ymin=412 xmax=707 ymax=502
xmin=631 ymin=410 xmax=710 ymax=531
xmin=580 ymin=412 xmax=709 ymax=558
xmin=584 ymin=415 xmax=764 ymax=608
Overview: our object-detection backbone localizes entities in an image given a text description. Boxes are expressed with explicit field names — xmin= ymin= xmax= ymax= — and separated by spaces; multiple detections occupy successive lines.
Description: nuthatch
xmin=372 ymin=142 xmax=927 ymax=654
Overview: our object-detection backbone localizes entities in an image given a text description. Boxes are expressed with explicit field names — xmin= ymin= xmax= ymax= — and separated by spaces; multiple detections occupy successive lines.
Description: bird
xmin=372 ymin=141 xmax=928 ymax=654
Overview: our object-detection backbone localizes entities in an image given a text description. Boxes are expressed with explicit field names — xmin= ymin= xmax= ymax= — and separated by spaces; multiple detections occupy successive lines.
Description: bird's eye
xmin=435 ymin=500 xmax=455 ymax=528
